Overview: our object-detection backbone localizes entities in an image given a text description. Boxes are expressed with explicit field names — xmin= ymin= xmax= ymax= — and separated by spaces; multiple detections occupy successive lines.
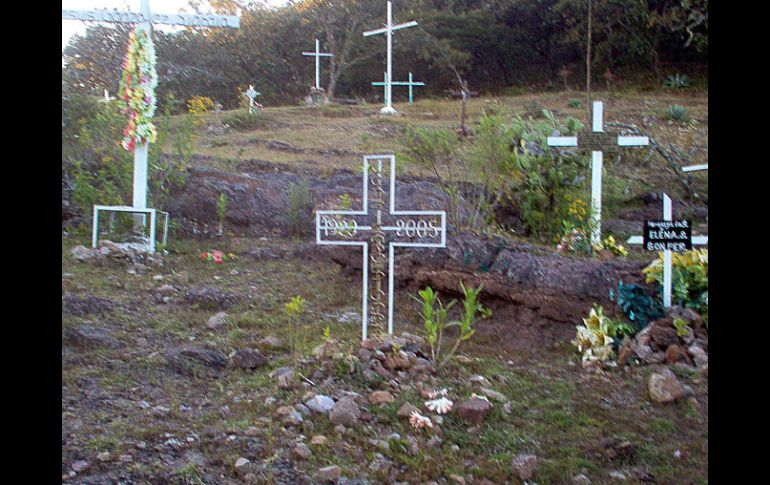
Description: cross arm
xmin=302 ymin=52 xmax=334 ymax=57
xmin=617 ymin=136 xmax=649 ymax=146
xmin=546 ymin=136 xmax=578 ymax=147
xmin=363 ymin=26 xmax=390 ymax=36
xmin=682 ymin=164 xmax=708 ymax=172
xmin=391 ymin=20 xmax=418 ymax=31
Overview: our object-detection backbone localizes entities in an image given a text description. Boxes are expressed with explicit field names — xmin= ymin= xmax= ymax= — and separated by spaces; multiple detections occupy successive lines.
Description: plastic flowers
xmin=425 ymin=396 xmax=453 ymax=414
xmin=200 ymin=250 xmax=226 ymax=264
xmin=118 ymin=27 xmax=158 ymax=151
xmin=572 ymin=306 xmax=614 ymax=363
xmin=408 ymin=411 xmax=433 ymax=430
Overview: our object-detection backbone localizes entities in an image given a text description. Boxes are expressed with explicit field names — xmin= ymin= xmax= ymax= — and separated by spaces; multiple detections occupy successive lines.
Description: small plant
xmin=663 ymin=105 xmax=691 ymax=122
xmin=611 ymin=281 xmax=665 ymax=330
xmin=592 ymin=235 xmax=629 ymax=257
xmin=338 ymin=193 xmax=353 ymax=211
xmin=284 ymin=295 xmax=306 ymax=363
xmin=673 ymin=318 xmax=689 ymax=337
xmin=664 ymin=73 xmax=691 ymax=89
xmin=187 ymin=95 xmax=215 ymax=116
xmin=285 ymin=179 xmax=314 ymax=238
xmin=642 ymin=249 xmax=707 ymax=315
xmin=216 ymin=192 xmax=227 ymax=236
xmin=572 ymin=305 xmax=614 ymax=364
xmin=568 ymin=99 xmax=583 ymax=109
xmin=413 ymin=283 xmax=492 ymax=368
xmin=323 ymin=324 xmax=332 ymax=341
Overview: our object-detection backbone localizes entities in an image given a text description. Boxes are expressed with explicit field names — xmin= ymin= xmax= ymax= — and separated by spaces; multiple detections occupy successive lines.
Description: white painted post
xmin=363 ymin=1 xmax=418 ymax=115
xmin=92 ymin=206 xmax=99 ymax=248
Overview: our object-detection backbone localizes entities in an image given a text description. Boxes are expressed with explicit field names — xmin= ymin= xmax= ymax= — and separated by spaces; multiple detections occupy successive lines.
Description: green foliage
xmin=664 ymin=105 xmax=691 ymax=122
xmin=337 ymin=193 xmax=353 ymax=211
xmin=568 ymin=99 xmax=583 ymax=109
xmin=664 ymin=74 xmax=691 ymax=89
xmin=284 ymin=295 xmax=305 ymax=319
xmin=412 ymin=283 xmax=491 ymax=369
xmin=285 ymin=178 xmax=314 ymax=238
xmin=643 ymin=249 xmax=708 ymax=316
xmin=611 ymin=281 xmax=665 ymax=330
xmin=222 ymin=109 xmax=275 ymax=131
xmin=673 ymin=318 xmax=688 ymax=337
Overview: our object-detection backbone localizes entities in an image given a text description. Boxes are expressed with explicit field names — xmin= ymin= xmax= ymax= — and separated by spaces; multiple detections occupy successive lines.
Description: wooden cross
xmin=626 ymin=194 xmax=708 ymax=307
xmin=363 ymin=1 xmax=417 ymax=115
xmin=316 ymin=154 xmax=446 ymax=340
xmin=547 ymin=101 xmax=649 ymax=244
xmin=62 ymin=1 xmax=240 ymax=232
xmin=302 ymin=38 xmax=333 ymax=91
xmin=372 ymin=71 xmax=424 ymax=104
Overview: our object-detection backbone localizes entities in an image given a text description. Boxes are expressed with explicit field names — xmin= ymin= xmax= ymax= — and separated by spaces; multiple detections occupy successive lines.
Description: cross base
xmin=379 ymin=106 xmax=399 ymax=115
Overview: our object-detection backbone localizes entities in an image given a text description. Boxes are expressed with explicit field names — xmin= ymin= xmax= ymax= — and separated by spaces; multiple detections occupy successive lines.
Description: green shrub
xmin=222 ymin=109 xmax=276 ymax=131
xmin=642 ymin=249 xmax=708 ymax=316
xmin=568 ymin=99 xmax=583 ymax=109
xmin=664 ymin=74 xmax=691 ymax=89
xmin=285 ymin=178 xmax=314 ymax=238
xmin=663 ymin=105 xmax=691 ymax=122
xmin=611 ymin=281 xmax=665 ymax=330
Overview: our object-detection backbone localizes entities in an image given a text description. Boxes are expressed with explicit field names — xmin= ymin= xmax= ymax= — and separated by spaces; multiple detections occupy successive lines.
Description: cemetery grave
xmin=62 ymin=2 xmax=707 ymax=482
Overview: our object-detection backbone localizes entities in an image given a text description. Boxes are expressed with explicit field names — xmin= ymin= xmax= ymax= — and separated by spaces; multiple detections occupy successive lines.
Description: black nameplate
xmin=643 ymin=220 xmax=692 ymax=251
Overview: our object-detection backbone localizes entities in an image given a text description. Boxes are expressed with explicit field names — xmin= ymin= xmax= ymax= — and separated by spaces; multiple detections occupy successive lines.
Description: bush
xmin=664 ymin=74 xmax=691 ymax=89
xmin=663 ymin=105 xmax=690 ymax=122
xmin=568 ymin=99 xmax=583 ymax=109
xmin=642 ymin=249 xmax=708 ymax=316
xmin=222 ymin=109 xmax=276 ymax=131
xmin=285 ymin=178 xmax=314 ymax=237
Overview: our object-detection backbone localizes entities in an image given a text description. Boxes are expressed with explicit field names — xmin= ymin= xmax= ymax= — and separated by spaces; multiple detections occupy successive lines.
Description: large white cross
xmin=547 ymin=101 xmax=649 ymax=244
xmin=316 ymin=154 xmax=447 ymax=340
xmin=363 ymin=1 xmax=417 ymax=115
xmin=302 ymin=38 xmax=333 ymax=91
xmin=62 ymin=1 xmax=240 ymax=231
xmin=372 ymin=71 xmax=424 ymax=104
xmin=627 ymin=193 xmax=708 ymax=307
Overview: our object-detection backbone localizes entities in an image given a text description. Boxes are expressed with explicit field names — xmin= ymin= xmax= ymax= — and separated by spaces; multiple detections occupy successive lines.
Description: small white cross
xmin=547 ymin=101 xmax=649 ymax=245
xmin=302 ymin=38 xmax=333 ymax=91
xmin=372 ymin=71 xmax=424 ymax=104
xmin=245 ymin=84 xmax=261 ymax=113
xmin=363 ymin=1 xmax=418 ymax=115
xmin=626 ymin=194 xmax=708 ymax=307
xmin=316 ymin=154 xmax=447 ymax=340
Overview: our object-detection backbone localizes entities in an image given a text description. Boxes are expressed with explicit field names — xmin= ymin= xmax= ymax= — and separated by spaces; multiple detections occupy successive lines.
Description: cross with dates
xmin=547 ymin=101 xmax=649 ymax=245
xmin=316 ymin=154 xmax=447 ymax=340
xmin=627 ymin=193 xmax=708 ymax=307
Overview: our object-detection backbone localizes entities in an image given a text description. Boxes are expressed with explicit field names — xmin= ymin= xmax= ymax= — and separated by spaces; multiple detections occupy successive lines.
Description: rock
xmin=318 ymin=465 xmax=341 ymax=483
xmin=232 ymin=348 xmax=268 ymax=369
xmin=185 ymin=286 xmax=240 ymax=309
xmin=573 ymin=474 xmax=591 ymax=484
xmin=303 ymin=420 xmax=315 ymax=434
xmin=329 ymin=397 xmax=360 ymax=427
xmin=310 ymin=435 xmax=329 ymax=446
xmin=258 ymin=335 xmax=286 ymax=351
xmin=648 ymin=368 xmax=686 ymax=403
xmin=397 ymin=402 xmax=421 ymax=418
xmin=206 ymin=311 xmax=229 ymax=329
xmin=306 ymin=395 xmax=335 ymax=414
xmin=271 ymin=367 xmax=294 ymax=388
xmin=71 ymin=460 xmax=90 ymax=473
xmin=71 ymin=245 xmax=97 ymax=262
xmin=369 ymin=390 xmax=395 ymax=405
xmin=152 ymin=405 xmax=170 ymax=417
xmin=449 ymin=474 xmax=466 ymax=484
xmin=688 ymin=345 xmax=708 ymax=368
xmin=234 ymin=457 xmax=251 ymax=476
xmin=617 ymin=341 xmax=634 ymax=366
xmin=596 ymin=437 xmax=635 ymax=462
xmin=479 ymin=387 xmax=508 ymax=403
xmin=649 ymin=319 xmax=679 ymax=348
xmin=643 ymin=351 xmax=666 ymax=365
xmin=96 ymin=452 xmax=110 ymax=462
xmin=457 ymin=398 xmax=492 ymax=424
xmin=164 ymin=346 xmax=228 ymax=378
xmin=293 ymin=443 xmax=312 ymax=460
xmin=511 ymin=453 xmax=538 ymax=481
xmin=157 ymin=284 xmax=176 ymax=296
xmin=64 ymin=324 xmax=119 ymax=349
xmin=608 ymin=470 xmax=627 ymax=481
xmin=295 ymin=403 xmax=311 ymax=416
xmin=665 ymin=344 xmax=693 ymax=365
xmin=383 ymin=354 xmax=412 ymax=371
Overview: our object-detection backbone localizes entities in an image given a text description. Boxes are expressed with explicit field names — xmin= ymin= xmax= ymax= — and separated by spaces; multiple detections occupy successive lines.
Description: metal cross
xmin=547 ymin=101 xmax=649 ymax=244
xmin=302 ymin=38 xmax=333 ymax=91
xmin=363 ymin=1 xmax=418 ymax=115
xmin=372 ymin=71 xmax=425 ymax=104
xmin=316 ymin=154 xmax=447 ymax=340
xmin=62 ymin=1 xmax=240 ymax=232
xmin=626 ymin=193 xmax=708 ymax=307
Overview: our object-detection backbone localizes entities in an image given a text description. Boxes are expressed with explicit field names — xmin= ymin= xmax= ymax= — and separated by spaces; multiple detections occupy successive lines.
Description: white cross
xmin=363 ymin=1 xmax=417 ymax=115
xmin=302 ymin=38 xmax=333 ymax=91
xmin=372 ymin=71 xmax=424 ymax=104
xmin=316 ymin=154 xmax=447 ymax=340
xmin=100 ymin=89 xmax=115 ymax=103
xmin=62 ymin=1 xmax=240 ymax=232
xmin=626 ymin=194 xmax=708 ymax=307
xmin=547 ymin=101 xmax=649 ymax=245
xmin=245 ymin=84 xmax=261 ymax=113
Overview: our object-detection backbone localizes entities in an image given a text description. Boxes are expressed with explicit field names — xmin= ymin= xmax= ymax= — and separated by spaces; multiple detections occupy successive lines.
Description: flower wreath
xmin=118 ymin=27 xmax=158 ymax=151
